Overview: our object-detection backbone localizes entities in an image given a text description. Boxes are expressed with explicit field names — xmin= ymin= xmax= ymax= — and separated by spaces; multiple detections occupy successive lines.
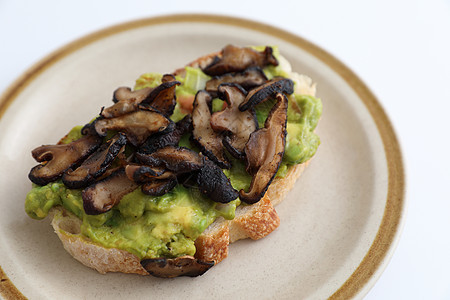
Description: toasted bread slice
xmin=50 ymin=49 xmax=317 ymax=275
xmin=51 ymin=161 xmax=308 ymax=275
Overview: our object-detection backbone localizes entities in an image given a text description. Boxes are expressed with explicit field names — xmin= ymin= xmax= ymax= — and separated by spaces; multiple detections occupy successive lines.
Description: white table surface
xmin=1 ymin=1 xmax=449 ymax=299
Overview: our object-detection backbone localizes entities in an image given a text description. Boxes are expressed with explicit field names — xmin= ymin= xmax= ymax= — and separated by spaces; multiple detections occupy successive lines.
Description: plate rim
xmin=0 ymin=13 xmax=405 ymax=300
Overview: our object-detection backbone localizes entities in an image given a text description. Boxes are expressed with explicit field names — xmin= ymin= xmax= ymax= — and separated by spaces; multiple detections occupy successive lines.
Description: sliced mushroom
xmin=140 ymin=79 xmax=180 ymax=116
xmin=239 ymin=77 xmax=294 ymax=111
xmin=28 ymin=134 xmax=103 ymax=186
xmin=138 ymin=115 xmax=191 ymax=154
xmin=80 ymin=120 xmax=99 ymax=137
xmin=136 ymin=146 xmax=204 ymax=174
xmin=178 ymin=172 xmax=198 ymax=190
xmin=62 ymin=133 xmax=127 ymax=189
xmin=95 ymin=151 xmax=130 ymax=181
xmin=82 ymin=168 xmax=139 ymax=215
xmin=141 ymin=255 xmax=214 ymax=278
xmin=202 ymin=45 xmax=278 ymax=76
xmin=124 ymin=164 xmax=171 ymax=184
xmin=210 ymin=84 xmax=258 ymax=159
xmin=112 ymin=86 xmax=153 ymax=104
xmin=94 ymin=107 xmax=172 ymax=146
xmin=106 ymin=77 xmax=180 ymax=118
xmin=124 ymin=163 xmax=178 ymax=196
xmin=103 ymin=87 xmax=154 ymax=118
xmin=239 ymin=92 xmax=288 ymax=204
xmin=222 ymin=137 xmax=244 ymax=159
xmin=141 ymin=178 xmax=178 ymax=196
xmin=161 ymin=73 xmax=176 ymax=83
xmin=197 ymin=160 xmax=238 ymax=203
xmin=192 ymin=90 xmax=230 ymax=169
xmin=205 ymin=67 xmax=268 ymax=96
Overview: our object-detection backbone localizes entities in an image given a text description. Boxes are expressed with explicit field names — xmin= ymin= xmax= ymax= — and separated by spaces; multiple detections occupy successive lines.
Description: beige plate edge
xmin=0 ymin=13 xmax=406 ymax=300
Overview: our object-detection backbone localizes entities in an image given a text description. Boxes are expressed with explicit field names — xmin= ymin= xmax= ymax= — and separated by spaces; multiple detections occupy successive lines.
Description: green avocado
xmin=26 ymin=182 xmax=240 ymax=259
xmin=25 ymin=53 xmax=322 ymax=260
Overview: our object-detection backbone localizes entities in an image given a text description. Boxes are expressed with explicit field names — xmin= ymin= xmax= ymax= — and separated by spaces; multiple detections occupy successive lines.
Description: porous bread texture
xmin=50 ymin=49 xmax=317 ymax=275
xmin=51 ymin=207 xmax=148 ymax=275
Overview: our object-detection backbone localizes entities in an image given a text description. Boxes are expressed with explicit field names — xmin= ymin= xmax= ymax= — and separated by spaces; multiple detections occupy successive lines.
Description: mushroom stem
xmin=28 ymin=134 xmax=103 ymax=186
xmin=192 ymin=90 xmax=230 ymax=169
xmin=239 ymin=92 xmax=288 ymax=204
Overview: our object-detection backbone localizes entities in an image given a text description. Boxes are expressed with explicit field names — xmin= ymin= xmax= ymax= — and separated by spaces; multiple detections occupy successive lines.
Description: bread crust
xmin=51 ymin=207 xmax=148 ymax=275
xmin=51 ymin=159 xmax=309 ymax=273
xmin=49 ymin=48 xmax=317 ymax=275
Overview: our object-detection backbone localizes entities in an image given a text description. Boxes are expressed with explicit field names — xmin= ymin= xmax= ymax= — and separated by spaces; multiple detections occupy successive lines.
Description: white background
xmin=1 ymin=1 xmax=449 ymax=299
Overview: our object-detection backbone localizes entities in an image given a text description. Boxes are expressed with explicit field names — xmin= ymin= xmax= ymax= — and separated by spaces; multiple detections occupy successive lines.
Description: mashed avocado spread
xmin=25 ymin=47 xmax=322 ymax=260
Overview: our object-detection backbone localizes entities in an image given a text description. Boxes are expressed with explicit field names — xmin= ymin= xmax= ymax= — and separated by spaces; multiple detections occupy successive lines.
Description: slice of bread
xmin=50 ymin=48 xmax=317 ymax=275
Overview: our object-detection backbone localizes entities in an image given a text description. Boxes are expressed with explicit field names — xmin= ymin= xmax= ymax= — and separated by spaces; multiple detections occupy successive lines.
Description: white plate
xmin=0 ymin=14 xmax=405 ymax=300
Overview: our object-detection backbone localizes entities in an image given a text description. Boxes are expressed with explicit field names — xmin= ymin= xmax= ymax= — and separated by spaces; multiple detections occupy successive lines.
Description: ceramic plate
xmin=0 ymin=14 xmax=405 ymax=300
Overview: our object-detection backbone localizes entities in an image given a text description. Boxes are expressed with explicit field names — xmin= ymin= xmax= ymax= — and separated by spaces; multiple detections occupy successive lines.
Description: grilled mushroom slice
xmin=28 ymin=134 xmax=103 ymax=186
xmin=103 ymin=87 xmax=153 ymax=118
xmin=205 ymin=67 xmax=268 ymax=96
xmin=239 ymin=92 xmax=288 ymax=204
xmin=202 ymin=45 xmax=278 ymax=76
xmin=141 ymin=256 xmax=214 ymax=278
xmin=124 ymin=164 xmax=172 ymax=184
xmin=62 ymin=133 xmax=127 ymax=189
xmin=138 ymin=115 xmax=191 ymax=154
xmin=141 ymin=178 xmax=178 ymax=196
xmin=197 ymin=160 xmax=238 ymax=203
xmin=94 ymin=107 xmax=172 ymax=146
xmin=140 ymin=78 xmax=180 ymax=116
xmin=210 ymin=84 xmax=258 ymax=159
xmin=192 ymin=90 xmax=230 ymax=169
xmin=112 ymin=86 xmax=153 ymax=104
xmin=124 ymin=163 xmax=178 ymax=196
xmin=161 ymin=73 xmax=176 ymax=83
xmin=82 ymin=168 xmax=138 ymax=215
xmin=105 ymin=76 xmax=180 ymax=118
xmin=80 ymin=121 xmax=98 ymax=136
xmin=239 ymin=77 xmax=294 ymax=111
xmin=136 ymin=146 xmax=204 ymax=174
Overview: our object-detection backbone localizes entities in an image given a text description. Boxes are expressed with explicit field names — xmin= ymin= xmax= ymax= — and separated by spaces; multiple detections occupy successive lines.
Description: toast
xmin=29 ymin=45 xmax=319 ymax=276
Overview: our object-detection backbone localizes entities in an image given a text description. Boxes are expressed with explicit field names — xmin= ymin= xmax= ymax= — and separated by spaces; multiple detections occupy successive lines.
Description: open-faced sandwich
xmin=25 ymin=45 xmax=322 ymax=277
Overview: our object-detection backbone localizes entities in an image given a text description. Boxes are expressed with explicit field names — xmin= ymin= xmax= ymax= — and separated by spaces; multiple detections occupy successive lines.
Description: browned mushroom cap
xmin=210 ymin=84 xmax=258 ymax=159
xmin=124 ymin=164 xmax=171 ymax=184
xmin=239 ymin=77 xmax=294 ymax=112
xmin=239 ymin=92 xmax=288 ymax=204
xmin=192 ymin=90 xmax=230 ymax=169
xmin=141 ymin=178 xmax=178 ymax=196
xmin=103 ymin=87 xmax=153 ymax=118
xmin=202 ymin=45 xmax=278 ymax=76
xmin=112 ymin=86 xmax=153 ymax=104
xmin=96 ymin=150 xmax=130 ymax=180
xmin=94 ymin=107 xmax=172 ymax=146
xmin=138 ymin=114 xmax=191 ymax=154
xmin=82 ymin=168 xmax=138 ymax=215
xmin=124 ymin=163 xmax=178 ymax=196
xmin=28 ymin=134 xmax=103 ymax=186
xmin=140 ymin=78 xmax=180 ymax=116
xmin=161 ymin=73 xmax=177 ymax=83
xmin=80 ymin=120 xmax=99 ymax=136
xmin=101 ymin=99 xmax=137 ymax=119
xmin=141 ymin=255 xmax=214 ymax=278
xmin=197 ymin=160 xmax=239 ymax=203
xmin=105 ymin=76 xmax=180 ymax=118
xmin=62 ymin=133 xmax=127 ymax=189
xmin=136 ymin=146 xmax=204 ymax=174
xmin=205 ymin=67 xmax=268 ymax=96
